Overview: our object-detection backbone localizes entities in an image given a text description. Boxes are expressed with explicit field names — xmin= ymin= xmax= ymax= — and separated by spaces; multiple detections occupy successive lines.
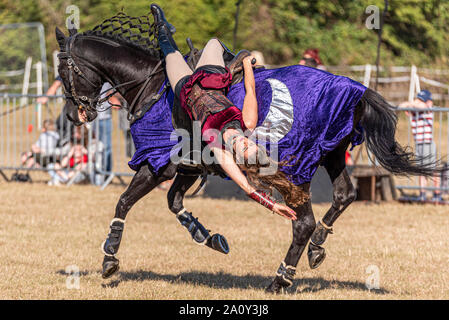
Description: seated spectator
xmin=47 ymin=126 xmax=89 ymax=185
xmin=90 ymin=129 xmax=106 ymax=186
xmin=21 ymin=119 xmax=59 ymax=168
xmin=299 ymin=48 xmax=326 ymax=70
xmin=55 ymin=103 xmax=73 ymax=149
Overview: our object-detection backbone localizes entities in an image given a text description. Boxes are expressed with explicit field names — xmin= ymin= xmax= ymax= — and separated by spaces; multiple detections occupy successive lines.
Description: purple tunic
xmin=128 ymin=82 xmax=177 ymax=172
xmin=128 ymin=65 xmax=366 ymax=185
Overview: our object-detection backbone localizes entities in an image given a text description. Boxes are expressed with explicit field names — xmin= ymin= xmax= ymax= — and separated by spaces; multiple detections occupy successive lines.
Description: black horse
xmin=55 ymin=19 xmax=438 ymax=293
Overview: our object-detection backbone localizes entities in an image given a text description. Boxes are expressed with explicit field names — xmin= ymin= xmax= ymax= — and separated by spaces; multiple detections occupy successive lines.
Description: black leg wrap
xmin=102 ymin=219 xmax=125 ymax=257
xmin=177 ymin=210 xmax=211 ymax=244
xmin=275 ymin=261 xmax=296 ymax=287
xmin=206 ymin=233 xmax=230 ymax=254
xmin=266 ymin=262 xmax=296 ymax=294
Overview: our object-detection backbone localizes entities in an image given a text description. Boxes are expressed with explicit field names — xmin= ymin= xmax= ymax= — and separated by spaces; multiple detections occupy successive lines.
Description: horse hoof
xmin=102 ymin=256 xmax=120 ymax=279
xmin=307 ymin=243 xmax=326 ymax=269
xmin=265 ymin=277 xmax=288 ymax=294
xmin=206 ymin=234 xmax=230 ymax=254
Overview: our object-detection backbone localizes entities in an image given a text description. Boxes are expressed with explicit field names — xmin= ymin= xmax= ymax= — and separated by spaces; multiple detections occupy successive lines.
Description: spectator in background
xmin=93 ymin=82 xmax=121 ymax=185
xmin=399 ymin=90 xmax=441 ymax=202
xmin=55 ymin=103 xmax=73 ymax=149
xmin=36 ymin=75 xmax=72 ymax=155
xmin=21 ymin=119 xmax=59 ymax=168
xmin=47 ymin=126 xmax=89 ymax=185
xmin=345 ymin=150 xmax=354 ymax=166
xmin=118 ymin=100 xmax=136 ymax=158
xmin=36 ymin=75 xmax=62 ymax=105
xmin=299 ymin=48 xmax=326 ymax=70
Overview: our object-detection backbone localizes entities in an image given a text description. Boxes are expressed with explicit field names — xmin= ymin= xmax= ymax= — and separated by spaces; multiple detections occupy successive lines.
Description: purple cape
xmin=128 ymin=65 xmax=366 ymax=185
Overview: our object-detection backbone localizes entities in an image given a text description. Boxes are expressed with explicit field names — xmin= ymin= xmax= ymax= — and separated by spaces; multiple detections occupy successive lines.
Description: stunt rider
xmin=151 ymin=3 xmax=298 ymax=219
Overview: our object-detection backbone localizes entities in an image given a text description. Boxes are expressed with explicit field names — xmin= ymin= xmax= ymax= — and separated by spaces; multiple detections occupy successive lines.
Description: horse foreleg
xmin=266 ymin=194 xmax=315 ymax=293
xmin=101 ymin=163 xmax=177 ymax=279
xmin=308 ymin=142 xmax=356 ymax=269
xmin=167 ymin=173 xmax=230 ymax=254
xmin=167 ymin=173 xmax=199 ymax=215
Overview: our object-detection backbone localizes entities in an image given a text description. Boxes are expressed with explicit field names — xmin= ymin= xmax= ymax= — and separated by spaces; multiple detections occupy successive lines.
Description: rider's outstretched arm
xmin=242 ymin=56 xmax=258 ymax=131
xmin=211 ymin=146 xmax=296 ymax=220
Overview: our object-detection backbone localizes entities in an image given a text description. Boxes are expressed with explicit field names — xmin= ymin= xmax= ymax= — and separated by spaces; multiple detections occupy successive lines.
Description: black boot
xmin=151 ymin=4 xmax=179 ymax=57
xmin=150 ymin=4 xmax=176 ymax=34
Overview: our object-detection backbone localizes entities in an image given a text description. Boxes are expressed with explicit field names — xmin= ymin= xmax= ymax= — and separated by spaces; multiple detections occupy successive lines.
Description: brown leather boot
xmin=227 ymin=50 xmax=251 ymax=75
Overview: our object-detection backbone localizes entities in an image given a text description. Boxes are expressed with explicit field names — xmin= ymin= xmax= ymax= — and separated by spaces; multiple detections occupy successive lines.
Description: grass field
xmin=0 ymin=181 xmax=448 ymax=300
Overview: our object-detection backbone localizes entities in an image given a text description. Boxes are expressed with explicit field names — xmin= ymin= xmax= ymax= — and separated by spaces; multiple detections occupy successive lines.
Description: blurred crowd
xmin=21 ymin=79 xmax=134 ymax=186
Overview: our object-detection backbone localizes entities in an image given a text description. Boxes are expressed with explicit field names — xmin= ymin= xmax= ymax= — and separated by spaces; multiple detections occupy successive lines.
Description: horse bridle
xmin=58 ymin=33 xmax=165 ymax=121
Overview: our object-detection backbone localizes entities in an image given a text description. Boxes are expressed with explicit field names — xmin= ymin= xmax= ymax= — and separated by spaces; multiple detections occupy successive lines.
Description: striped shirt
xmin=410 ymin=111 xmax=433 ymax=143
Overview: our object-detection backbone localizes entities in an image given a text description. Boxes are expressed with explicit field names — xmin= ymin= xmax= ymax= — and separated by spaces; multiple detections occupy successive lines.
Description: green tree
xmin=1 ymin=0 xmax=448 ymax=82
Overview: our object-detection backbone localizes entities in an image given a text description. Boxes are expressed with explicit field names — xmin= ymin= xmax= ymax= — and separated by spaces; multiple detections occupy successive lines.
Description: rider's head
xmin=223 ymin=128 xmax=269 ymax=166
xmin=223 ymin=129 xmax=309 ymax=207
xmin=232 ymin=135 xmax=269 ymax=166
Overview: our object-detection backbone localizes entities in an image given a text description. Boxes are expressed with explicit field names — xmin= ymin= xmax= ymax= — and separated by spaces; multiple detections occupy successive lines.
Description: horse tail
xmin=359 ymin=88 xmax=440 ymax=176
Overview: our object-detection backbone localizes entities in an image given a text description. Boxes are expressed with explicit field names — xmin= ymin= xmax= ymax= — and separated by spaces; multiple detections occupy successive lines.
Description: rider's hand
xmin=243 ymin=55 xmax=257 ymax=67
xmin=272 ymin=203 xmax=297 ymax=220
xmin=36 ymin=96 xmax=49 ymax=104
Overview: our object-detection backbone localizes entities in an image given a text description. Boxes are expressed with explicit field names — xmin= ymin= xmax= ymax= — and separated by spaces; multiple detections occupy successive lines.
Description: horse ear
xmin=68 ymin=27 xmax=78 ymax=37
xmin=55 ymin=27 xmax=67 ymax=50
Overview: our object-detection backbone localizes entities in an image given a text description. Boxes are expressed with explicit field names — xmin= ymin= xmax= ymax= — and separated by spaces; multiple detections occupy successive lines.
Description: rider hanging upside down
xmin=151 ymin=4 xmax=300 ymax=220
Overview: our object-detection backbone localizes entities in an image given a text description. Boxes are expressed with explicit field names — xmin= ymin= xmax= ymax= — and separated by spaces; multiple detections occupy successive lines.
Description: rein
xmin=58 ymin=33 xmax=166 ymax=123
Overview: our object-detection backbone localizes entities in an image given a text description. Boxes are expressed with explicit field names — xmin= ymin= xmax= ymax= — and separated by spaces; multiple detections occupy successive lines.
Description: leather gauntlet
xmin=248 ymin=190 xmax=275 ymax=211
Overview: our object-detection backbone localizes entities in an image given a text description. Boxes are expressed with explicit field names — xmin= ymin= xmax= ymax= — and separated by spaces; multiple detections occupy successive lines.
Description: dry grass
xmin=0 ymin=181 xmax=448 ymax=300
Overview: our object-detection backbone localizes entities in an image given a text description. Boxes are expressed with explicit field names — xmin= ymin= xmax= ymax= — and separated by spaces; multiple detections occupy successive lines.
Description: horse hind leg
xmin=266 ymin=189 xmax=316 ymax=294
xmin=102 ymin=163 xmax=177 ymax=279
xmin=308 ymin=139 xmax=356 ymax=269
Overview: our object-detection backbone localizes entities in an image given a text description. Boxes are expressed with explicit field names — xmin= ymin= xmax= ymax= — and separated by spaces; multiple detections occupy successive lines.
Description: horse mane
xmin=80 ymin=12 xmax=160 ymax=59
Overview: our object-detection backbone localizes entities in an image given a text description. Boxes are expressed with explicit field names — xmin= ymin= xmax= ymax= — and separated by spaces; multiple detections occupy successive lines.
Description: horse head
xmin=55 ymin=14 xmax=164 ymax=126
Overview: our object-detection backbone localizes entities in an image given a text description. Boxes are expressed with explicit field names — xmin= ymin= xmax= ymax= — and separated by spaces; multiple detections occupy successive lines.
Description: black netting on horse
xmin=81 ymin=12 xmax=159 ymax=57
